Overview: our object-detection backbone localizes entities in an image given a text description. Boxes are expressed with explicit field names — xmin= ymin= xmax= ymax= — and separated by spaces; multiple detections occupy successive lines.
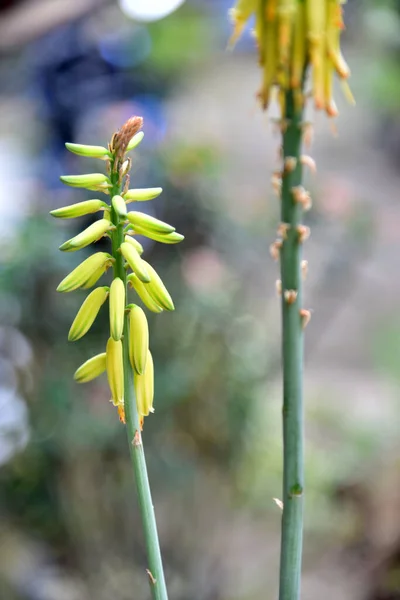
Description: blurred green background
xmin=0 ymin=1 xmax=399 ymax=599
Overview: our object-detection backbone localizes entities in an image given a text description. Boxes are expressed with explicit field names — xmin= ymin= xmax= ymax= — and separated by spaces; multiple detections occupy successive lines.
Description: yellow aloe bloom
xmin=59 ymin=219 xmax=112 ymax=252
xmin=124 ymin=234 xmax=144 ymax=255
xmin=50 ymin=199 xmax=107 ymax=219
xmin=68 ymin=286 xmax=109 ymax=341
xmin=127 ymin=274 xmax=164 ymax=313
xmin=74 ymin=352 xmax=107 ymax=383
xmin=57 ymin=252 xmax=113 ymax=293
xmin=111 ymin=194 xmax=127 ymax=218
xmin=120 ymin=242 xmax=151 ymax=283
xmin=134 ymin=350 xmax=154 ymax=418
xmin=109 ymin=278 xmax=125 ymax=341
xmin=124 ymin=187 xmax=162 ymax=202
xmin=127 ymin=211 xmax=175 ymax=235
xmin=128 ymin=304 xmax=149 ymax=375
xmin=106 ymin=337 xmax=124 ymax=405
xmin=65 ymin=143 xmax=109 ymax=159
xmin=141 ymin=261 xmax=175 ymax=312
xmin=126 ymin=131 xmax=144 ymax=152
xmin=228 ymin=0 xmax=258 ymax=46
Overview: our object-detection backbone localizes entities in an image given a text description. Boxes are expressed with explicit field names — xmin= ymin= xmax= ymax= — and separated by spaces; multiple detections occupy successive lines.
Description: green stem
xmin=278 ymin=90 xmax=304 ymax=600
xmin=110 ymin=174 xmax=168 ymax=600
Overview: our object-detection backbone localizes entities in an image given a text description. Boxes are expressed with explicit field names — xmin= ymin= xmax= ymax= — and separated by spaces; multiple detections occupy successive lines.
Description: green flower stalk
xmin=52 ymin=116 xmax=183 ymax=600
xmin=229 ymin=2 xmax=353 ymax=600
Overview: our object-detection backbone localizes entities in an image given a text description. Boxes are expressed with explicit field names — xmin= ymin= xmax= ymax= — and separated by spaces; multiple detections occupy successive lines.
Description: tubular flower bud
xmin=74 ymin=352 xmax=107 ymax=383
xmin=124 ymin=187 xmax=162 ymax=202
xmin=68 ymin=286 xmax=109 ymax=341
xmin=127 ymin=274 xmax=164 ymax=313
xmin=50 ymin=199 xmax=108 ymax=219
xmin=106 ymin=337 xmax=124 ymax=406
xmin=60 ymin=173 xmax=111 ymax=190
xmin=120 ymin=242 xmax=151 ymax=283
xmin=126 ymin=131 xmax=144 ymax=152
xmin=141 ymin=261 xmax=175 ymax=312
xmin=112 ymin=194 xmax=127 ymax=218
xmin=128 ymin=304 xmax=149 ymax=375
xmin=65 ymin=143 xmax=110 ymax=159
xmin=57 ymin=252 xmax=113 ymax=292
xmin=59 ymin=219 xmax=112 ymax=252
xmin=129 ymin=226 xmax=184 ymax=245
xmin=124 ymin=234 xmax=144 ymax=255
xmin=134 ymin=350 xmax=154 ymax=418
xmin=109 ymin=278 xmax=125 ymax=341
xmin=127 ymin=212 xmax=175 ymax=235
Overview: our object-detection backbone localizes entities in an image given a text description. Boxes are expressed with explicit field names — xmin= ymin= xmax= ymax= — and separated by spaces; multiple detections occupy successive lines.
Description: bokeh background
xmin=0 ymin=0 xmax=400 ymax=598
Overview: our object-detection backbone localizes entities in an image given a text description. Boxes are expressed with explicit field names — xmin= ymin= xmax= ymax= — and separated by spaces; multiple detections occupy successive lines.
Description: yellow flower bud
xmin=74 ymin=352 xmax=107 ymax=383
xmin=127 ymin=211 xmax=175 ymax=235
xmin=50 ymin=199 xmax=108 ymax=219
xmin=141 ymin=261 xmax=175 ymax=311
xmin=65 ymin=143 xmax=109 ymax=159
xmin=68 ymin=286 xmax=109 ymax=341
xmin=120 ymin=242 xmax=151 ymax=283
xmin=128 ymin=304 xmax=149 ymax=375
xmin=59 ymin=219 xmax=112 ymax=252
xmin=106 ymin=337 xmax=124 ymax=406
xmin=112 ymin=194 xmax=127 ymax=218
xmin=129 ymin=226 xmax=184 ymax=245
xmin=60 ymin=173 xmax=111 ymax=190
xmin=124 ymin=234 xmax=144 ymax=255
xmin=127 ymin=274 xmax=164 ymax=313
xmin=81 ymin=264 xmax=110 ymax=289
xmin=109 ymin=277 xmax=125 ymax=341
xmin=124 ymin=187 xmax=162 ymax=202
xmin=126 ymin=131 xmax=144 ymax=152
xmin=134 ymin=350 xmax=154 ymax=418
xmin=57 ymin=252 xmax=113 ymax=293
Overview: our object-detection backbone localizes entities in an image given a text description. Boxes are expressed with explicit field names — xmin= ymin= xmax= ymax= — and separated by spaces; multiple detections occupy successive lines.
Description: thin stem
xmin=110 ymin=173 xmax=168 ymax=600
xmin=278 ymin=90 xmax=304 ymax=600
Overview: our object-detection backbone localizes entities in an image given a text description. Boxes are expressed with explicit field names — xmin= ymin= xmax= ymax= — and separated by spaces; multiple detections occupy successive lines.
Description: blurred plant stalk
xmin=229 ymin=2 xmax=353 ymax=599
xmin=52 ymin=117 xmax=185 ymax=600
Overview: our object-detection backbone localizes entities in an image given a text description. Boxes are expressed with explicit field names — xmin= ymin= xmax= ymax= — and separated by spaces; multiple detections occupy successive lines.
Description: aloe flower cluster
xmin=52 ymin=117 xmax=183 ymax=427
xmin=229 ymin=0 xmax=354 ymax=115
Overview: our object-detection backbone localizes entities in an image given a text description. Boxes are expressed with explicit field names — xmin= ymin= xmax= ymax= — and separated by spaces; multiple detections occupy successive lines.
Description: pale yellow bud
xmin=109 ymin=278 xmax=126 ymax=341
xmin=120 ymin=242 xmax=151 ymax=283
xmin=68 ymin=286 xmax=109 ymax=341
xmin=106 ymin=337 xmax=124 ymax=406
xmin=59 ymin=219 xmax=112 ymax=252
xmin=128 ymin=304 xmax=149 ymax=375
xmin=134 ymin=350 xmax=154 ymax=418
xmin=74 ymin=352 xmax=107 ymax=383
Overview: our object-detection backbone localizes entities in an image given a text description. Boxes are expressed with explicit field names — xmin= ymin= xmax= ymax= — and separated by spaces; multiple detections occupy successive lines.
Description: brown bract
xmin=112 ymin=116 xmax=143 ymax=166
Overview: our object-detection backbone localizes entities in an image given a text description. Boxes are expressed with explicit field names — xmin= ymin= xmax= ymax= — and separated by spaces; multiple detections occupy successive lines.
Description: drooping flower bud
xmin=106 ymin=337 xmax=124 ymax=406
xmin=129 ymin=226 xmax=184 ymax=245
xmin=68 ymin=286 xmax=109 ymax=341
xmin=128 ymin=304 xmax=149 ymax=375
xmin=134 ymin=350 xmax=154 ymax=418
xmin=109 ymin=278 xmax=125 ymax=341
